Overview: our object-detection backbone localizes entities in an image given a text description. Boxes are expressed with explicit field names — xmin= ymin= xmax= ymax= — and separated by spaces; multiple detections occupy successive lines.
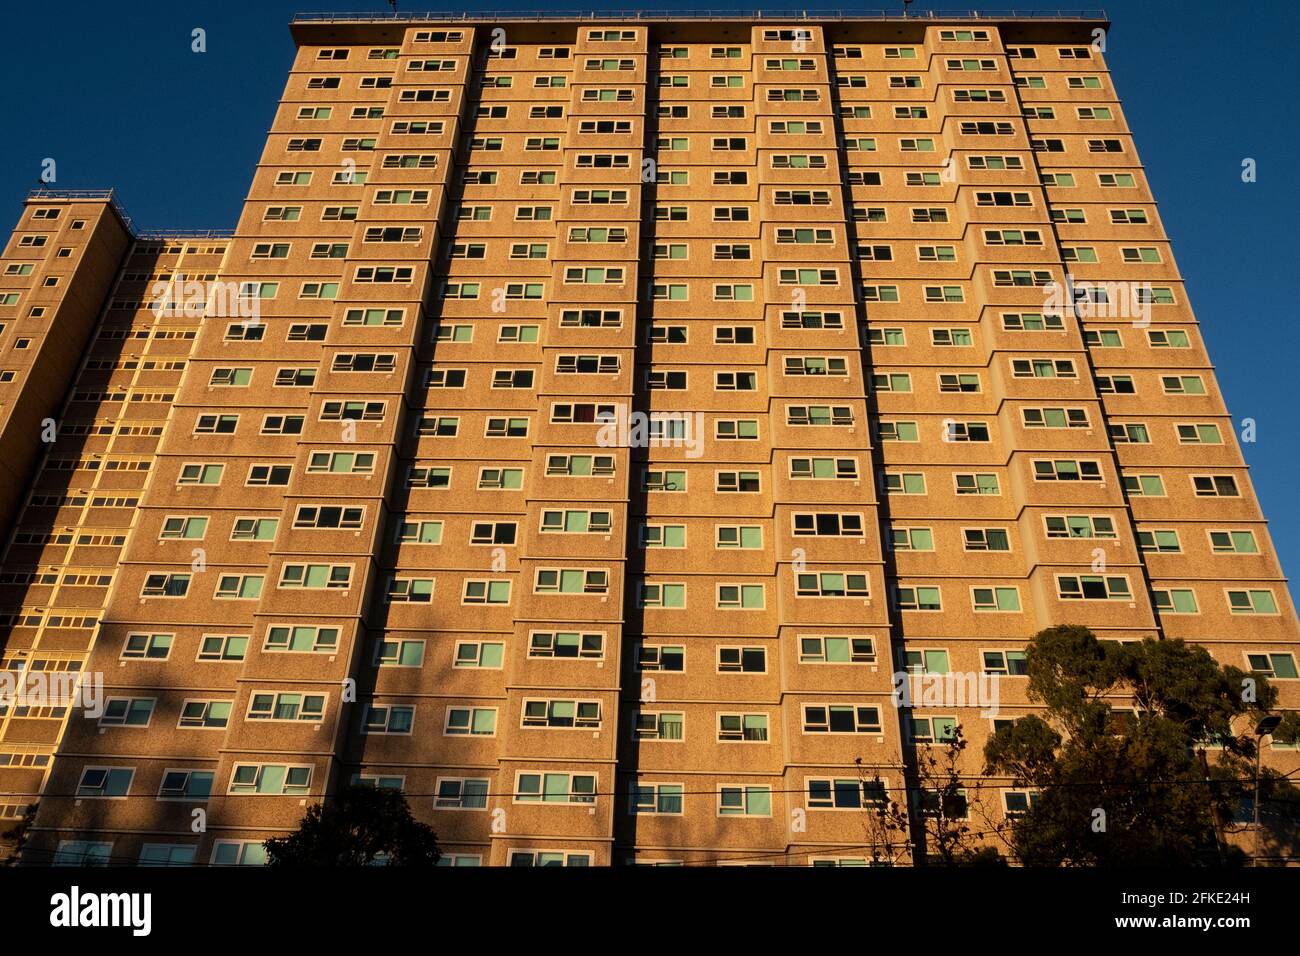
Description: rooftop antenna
xmin=388 ymin=0 xmax=398 ymax=12
xmin=902 ymin=0 xmax=914 ymax=15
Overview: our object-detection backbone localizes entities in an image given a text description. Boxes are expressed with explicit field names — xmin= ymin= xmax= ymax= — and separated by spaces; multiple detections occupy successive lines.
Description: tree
xmin=2 ymin=803 xmax=37 ymax=866
xmin=264 ymin=785 xmax=440 ymax=866
xmin=868 ymin=729 xmax=1006 ymax=866
xmin=983 ymin=625 xmax=1300 ymax=866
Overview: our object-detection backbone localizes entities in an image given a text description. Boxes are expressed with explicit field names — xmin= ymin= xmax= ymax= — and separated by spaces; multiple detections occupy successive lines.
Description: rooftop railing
xmin=25 ymin=189 xmax=233 ymax=239
xmin=26 ymin=188 xmax=135 ymax=232
xmin=293 ymin=9 xmax=1108 ymax=23
xmin=134 ymin=229 xmax=236 ymax=240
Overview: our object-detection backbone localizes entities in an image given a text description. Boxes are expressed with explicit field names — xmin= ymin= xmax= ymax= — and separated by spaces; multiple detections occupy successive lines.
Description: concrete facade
xmin=0 ymin=14 xmax=1295 ymax=867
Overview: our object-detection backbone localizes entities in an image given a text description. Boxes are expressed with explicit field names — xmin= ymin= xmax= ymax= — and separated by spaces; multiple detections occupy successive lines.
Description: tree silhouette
xmin=264 ymin=785 xmax=440 ymax=866
xmin=983 ymin=625 xmax=1300 ymax=866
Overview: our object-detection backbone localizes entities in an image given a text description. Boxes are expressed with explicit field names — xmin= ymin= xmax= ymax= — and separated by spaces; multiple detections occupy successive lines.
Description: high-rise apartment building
xmin=0 ymin=12 xmax=1295 ymax=868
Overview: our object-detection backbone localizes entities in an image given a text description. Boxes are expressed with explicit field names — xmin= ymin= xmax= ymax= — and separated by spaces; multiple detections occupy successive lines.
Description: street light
xmin=1253 ymin=715 xmax=1282 ymax=866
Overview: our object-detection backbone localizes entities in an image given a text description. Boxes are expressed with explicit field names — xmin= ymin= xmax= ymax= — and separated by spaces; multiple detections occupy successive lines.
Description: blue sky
xmin=2 ymin=0 xmax=1297 ymax=576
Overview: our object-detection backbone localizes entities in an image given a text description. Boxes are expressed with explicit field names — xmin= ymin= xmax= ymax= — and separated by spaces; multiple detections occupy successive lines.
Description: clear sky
xmin=2 ymin=0 xmax=1297 ymax=577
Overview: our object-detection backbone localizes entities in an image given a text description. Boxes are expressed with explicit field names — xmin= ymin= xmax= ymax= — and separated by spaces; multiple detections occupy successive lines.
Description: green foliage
xmin=264 ymin=785 xmax=440 ymax=867
xmin=984 ymin=626 xmax=1298 ymax=866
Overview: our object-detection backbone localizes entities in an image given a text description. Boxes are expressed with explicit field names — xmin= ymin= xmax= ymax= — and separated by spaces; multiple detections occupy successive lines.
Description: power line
xmin=8 ymin=773 xmax=1300 ymax=802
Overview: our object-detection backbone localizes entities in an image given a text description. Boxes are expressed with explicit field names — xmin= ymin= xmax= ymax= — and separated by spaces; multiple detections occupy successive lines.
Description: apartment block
xmin=0 ymin=13 xmax=1295 ymax=867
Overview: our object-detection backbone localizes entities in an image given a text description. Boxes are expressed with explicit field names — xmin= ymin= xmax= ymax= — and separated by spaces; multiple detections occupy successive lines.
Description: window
xmin=1208 ymin=530 xmax=1258 ymax=554
xmin=1045 ymin=515 xmax=1117 ymax=539
xmin=884 ymin=472 xmax=928 ymax=495
xmin=478 ymin=467 xmax=522 ymax=489
xmin=229 ymin=764 xmax=312 ymax=795
xmin=435 ymin=778 xmax=489 ymax=810
xmin=1057 ymin=576 xmax=1132 ymax=601
xmin=1177 ymin=423 xmax=1222 ymax=445
xmin=307 ymin=451 xmax=374 ymax=475
xmin=939 ymin=373 xmax=981 ymax=393
xmin=790 ymin=457 xmax=858 ymax=481
xmin=387 ymin=577 xmax=433 ymax=603
xmin=639 ymin=582 xmax=685 ymax=608
xmin=141 ymin=573 xmax=190 ymax=598
xmin=910 ymin=717 xmax=958 ymax=744
xmin=197 ymin=634 xmax=248 ymax=661
xmin=160 ymin=516 xmax=207 ymax=540
xmin=100 ymin=698 xmax=155 ymax=727
xmin=890 ymin=527 xmax=934 ymax=552
xmin=1245 ymin=653 xmax=1298 ymax=680
xmin=1193 ymin=475 xmax=1239 ymax=497
xmin=515 ymin=772 xmax=596 ymax=804
xmin=397 ymin=520 xmax=442 ymax=544
xmin=445 ymin=706 xmax=496 ymax=736
xmin=715 ymin=525 xmax=762 ymax=549
xmin=122 ymin=633 xmax=174 ymax=660
xmin=210 ymin=842 xmax=268 ymax=866
xmin=1002 ymin=312 xmax=1063 ymax=332
xmin=632 ymin=783 xmax=684 ymax=815
xmin=522 ymin=699 xmax=601 ymax=729
xmin=787 ymin=405 xmax=853 ymax=426
xmin=461 ymin=579 xmax=511 ymax=605
xmin=982 ymin=651 xmax=1028 ymax=676
xmin=717 ymin=585 xmax=765 ymax=609
xmin=280 ymin=564 xmax=350 ymax=590
xmin=76 ymin=768 xmax=134 ymax=798
xmin=716 ymin=471 xmax=760 ymax=493
xmin=964 ymin=528 xmax=1010 ymax=552
xmin=1152 ymin=589 xmax=1199 ymax=614
xmin=508 ymin=850 xmax=589 ymax=867
xmin=878 ymin=421 xmax=920 ymax=444
xmin=1109 ymin=422 xmax=1151 ymax=445
xmin=803 ymin=704 xmax=881 ymax=734
xmin=807 ymin=778 xmax=887 ymax=810
xmin=799 ymin=636 xmax=875 ymax=664
xmin=717 ymin=712 xmax=764 ymax=743
xmin=719 ymin=786 xmax=772 ymax=816
xmin=793 ymin=513 xmax=863 ymax=537
xmin=1023 ymin=407 xmax=1089 ymax=429
xmin=797 ymin=573 xmax=869 ymax=599
xmin=1142 ymin=361 xmax=1185 ymax=385
xmin=1033 ymin=460 xmax=1103 ymax=482
xmin=546 ymin=454 xmax=615 ymax=478
xmin=1227 ymin=590 xmax=1279 ymax=615
xmin=265 ymin=625 xmax=339 ymax=653
xmin=1124 ymin=474 xmax=1166 ymax=497
xmin=248 ymin=693 xmax=325 ymax=723
xmin=1137 ymin=529 xmax=1181 ymax=553
xmin=973 ymin=587 xmax=1022 ymax=612
xmin=895 ymin=587 xmax=942 ymax=611
xmin=643 ymin=469 xmax=685 ymax=492
xmin=638 ymin=644 xmax=684 ymax=672
xmin=179 ymin=700 xmax=231 ymax=728
xmin=873 ymin=373 xmax=912 ymax=393
xmin=535 ymin=569 xmax=608 ymax=595
xmin=528 ymin=632 xmax=603 ymax=660
xmin=642 ymin=524 xmax=686 ymax=549
xmin=1013 ymin=358 xmax=1077 ymax=379
xmin=213 ymin=574 xmax=263 ymax=598
xmin=377 ymin=639 xmax=427 ymax=668
xmin=158 ymin=770 xmax=214 ymax=801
